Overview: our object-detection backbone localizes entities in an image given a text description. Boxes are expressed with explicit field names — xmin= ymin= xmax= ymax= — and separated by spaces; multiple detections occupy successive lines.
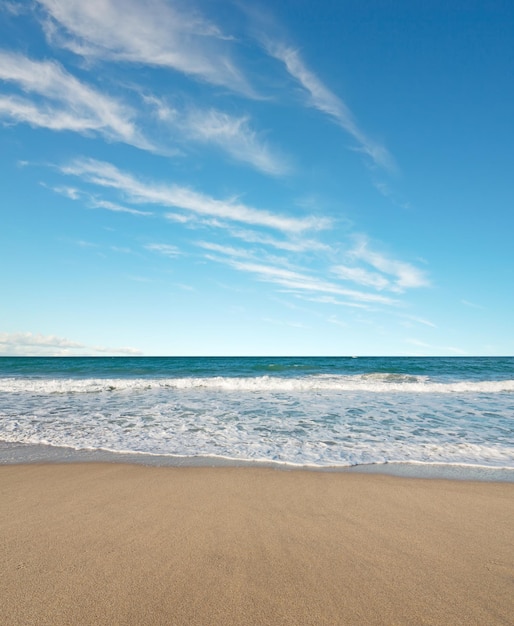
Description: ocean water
xmin=0 ymin=356 xmax=513 ymax=479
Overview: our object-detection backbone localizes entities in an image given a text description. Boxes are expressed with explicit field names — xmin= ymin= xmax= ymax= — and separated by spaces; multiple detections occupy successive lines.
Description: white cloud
xmin=51 ymin=185 xmax=153 ymax=216
xmin=61 ymin=157 xmax=329 ymax=233
xmin=89 ymin=198 xmax=152 ymax=216
xmin=145 ymin=243 xmax=181 ymax=257
xmin=197 ymin=241 xmax=252 ymax=260
xmin=229 ymin=260 xmax=395 ymax=304
xmin=0 ymin=332 xmax=83 ymax=349
xmin=165 ymin=212 xmax=230 ymax=230
xmin=204 ymin=249 xmax=397 ymax=305
xmin=144 ymin=97 xmax=289 ymax=175
xmin=331 ymin=265 xmax=390 ymax=290
xmin=372 ymin=179 xmax=411 ymax=209
xmin=228 ymin=227 xmax=329 ymax=253
xmin=182 ymin=108 xmax=290 ymax=175
xmin=50 ymin=185 xmax=81 ymax=200
xmin=294 ymin=294 xmax=371 ymax=309
xmin=164 ymin=212 xmax=192 ymax=224
xmin=0 ymin=332 xmax=142 ymax=356
xmin=197 ymin=241 xmax=305 ymax=272
xmin=267 ymin=44 xmax=394 ymax=171
xmin=36 ymin=0 xmax=251 ymax=94
xmin=348 ymin=237 xmax=430 ymax=291
xmin=0 ymin=50 xmax=148 ymax=148
xmin=143 ymin=94 xmax=178 ymax=123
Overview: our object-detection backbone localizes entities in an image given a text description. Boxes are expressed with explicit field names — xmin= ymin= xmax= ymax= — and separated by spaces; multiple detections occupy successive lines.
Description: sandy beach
xmin=1 ymin=464 xmax=513 ymax=625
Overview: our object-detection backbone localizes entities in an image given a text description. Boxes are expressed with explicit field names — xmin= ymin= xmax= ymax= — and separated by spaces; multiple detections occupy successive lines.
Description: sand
xmin=1 ymin=464 xmax=513 ymax=625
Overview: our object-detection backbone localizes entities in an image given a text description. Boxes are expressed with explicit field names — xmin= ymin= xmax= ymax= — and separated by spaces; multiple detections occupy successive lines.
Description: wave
xmin=1 ymin=431 xmax=513 ymax=471
xmin=1 ymin=375 xmax=513 ymax=394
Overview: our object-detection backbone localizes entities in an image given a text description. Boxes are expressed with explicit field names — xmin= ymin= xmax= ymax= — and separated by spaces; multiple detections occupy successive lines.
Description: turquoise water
xmin=0 ymin=357 xmax=513 ymax=477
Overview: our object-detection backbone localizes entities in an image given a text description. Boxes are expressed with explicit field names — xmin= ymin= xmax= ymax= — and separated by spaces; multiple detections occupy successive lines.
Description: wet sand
xmin=1 ymin=463 xmax=513 ymax=625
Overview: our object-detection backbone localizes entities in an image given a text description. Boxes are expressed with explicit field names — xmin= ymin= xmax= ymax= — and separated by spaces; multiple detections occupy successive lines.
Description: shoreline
xmin=2 ymin=440 xmax=514 ymax=482
xmin=2 ymin=463 xmax=514 ymax=625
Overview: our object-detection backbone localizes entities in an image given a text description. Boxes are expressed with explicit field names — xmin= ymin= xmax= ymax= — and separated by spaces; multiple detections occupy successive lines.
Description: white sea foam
xmin=1 ymin=375 xmax=513 ymax=394
xmin=1 ymin=371 xmax=513 ymax=469
xmin=2 ymin=347 xmax=514 ymax=474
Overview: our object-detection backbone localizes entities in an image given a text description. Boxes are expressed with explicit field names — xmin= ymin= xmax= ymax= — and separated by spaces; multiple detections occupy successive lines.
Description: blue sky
xmin=0 ymin=0 xmax=513 ymax=356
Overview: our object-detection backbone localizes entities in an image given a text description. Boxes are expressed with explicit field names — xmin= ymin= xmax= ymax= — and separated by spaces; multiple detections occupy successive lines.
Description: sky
xmin=0 ymin=0 xmax=513 ymax=356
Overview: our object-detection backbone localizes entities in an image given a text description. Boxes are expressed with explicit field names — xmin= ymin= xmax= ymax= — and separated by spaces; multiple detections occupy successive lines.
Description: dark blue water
xmin=1 ymin=356 xmax=512 ymax=381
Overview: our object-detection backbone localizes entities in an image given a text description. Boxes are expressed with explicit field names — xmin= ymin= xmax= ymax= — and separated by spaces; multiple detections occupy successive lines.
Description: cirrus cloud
xmin=60 ymin=157 xmax=330 ymax=233
xmin=0 ymin=49 xmax=149 ymax=149
xmin=36 ymin=0 xmax=252 ymax=94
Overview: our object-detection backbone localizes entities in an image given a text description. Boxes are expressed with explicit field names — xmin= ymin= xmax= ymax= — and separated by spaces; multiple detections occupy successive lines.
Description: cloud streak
xmin=61 ymin=158 xmax=329 ymax=233
xmin=226 ymin=227 xmax=329 ymax=253
xmin=201 ymin=243 xmax=397 ymax=305
xmin=51 ymin=185 xmax=153 ymax=216
xmin=146 ymin=97 xmax=290 ymax=175
xmin=331 ymin=265 xmax=390 ymax=291
xmin=222 ymin=259 xmax=396 ymax=304
xmin=145 ymin=243 xmax=181 ymax=258
xmin=36 ymin=0 xmax=251 ymax=94
xmin=182 ymin=107 xmax=290 ymax=176
xmin=0 ymin=50 xmax=148 ymax=148
xmin=267 ymin=44 xmax=394 ymax=171
xmin=340 ymin=237 xmax=430 ymax=292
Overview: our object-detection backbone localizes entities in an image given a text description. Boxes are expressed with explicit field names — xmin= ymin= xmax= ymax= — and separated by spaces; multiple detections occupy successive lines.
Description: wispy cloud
xmin=144 ymin=97 xmax=289 ymax=175
xmin=88 ymin=198 xmax=152 ymax=216
xmin=202 ymin=243 xmax=397 ymax=305
xmin=267 ymin=43 xmax=395 ymax=171
xmin=36 ymin=0 xmax=252 ymax=94
xmin=331 ymin=265 xmax=390 ymax=291
xmin=344 ymin=236 xmax=430 ymax=292
xmin=61 ymin=157 xmax=329 ymax=233
xmin=399 ymin=314 xmax=436 ymax=328
xmin=182 ymin=107 xmax=290 ymax=175
xmin=197 ymin=241 xmax=254 ymax=260
xmin=0 ymin=331 xmax=142 ymax=356
xmin=51 ymin=185 xmax=153 ymax=216
xmin=1 ymin=1 xmax=26 ymax=16
xmin=145 ymin=243 xmax=181 ymax=258
xmin=372 ymin=178 xmax=411 ymax=209
xmin=293 ymin=294 xmax=371 ymax=309
xmin=0 ymin=50 xmax=150 ymax=148
xmin=227 ymin=227 xmax=329 ymax=253
xmin=225 ymin=259 xmax=396 ymax=304
xmin=406 ymin=338 xmax=466 ymax=355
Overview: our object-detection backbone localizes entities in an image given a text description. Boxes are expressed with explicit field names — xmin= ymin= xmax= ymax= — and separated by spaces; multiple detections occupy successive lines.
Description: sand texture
xmin=1 ymin=464 xmax=513 ymax=625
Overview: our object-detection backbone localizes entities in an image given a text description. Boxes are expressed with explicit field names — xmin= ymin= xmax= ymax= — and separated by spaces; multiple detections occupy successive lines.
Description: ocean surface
xmin=1 ymin=356 xmax=513 ymax=479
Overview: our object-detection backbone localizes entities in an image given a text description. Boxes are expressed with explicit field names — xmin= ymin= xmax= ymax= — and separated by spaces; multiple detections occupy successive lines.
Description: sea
xmin=1 ymin=356 xmax=513 ymax=481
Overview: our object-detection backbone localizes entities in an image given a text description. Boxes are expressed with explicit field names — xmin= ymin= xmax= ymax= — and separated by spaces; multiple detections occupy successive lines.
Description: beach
xmin=1 ymin=464 xmax=513 ymax=625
